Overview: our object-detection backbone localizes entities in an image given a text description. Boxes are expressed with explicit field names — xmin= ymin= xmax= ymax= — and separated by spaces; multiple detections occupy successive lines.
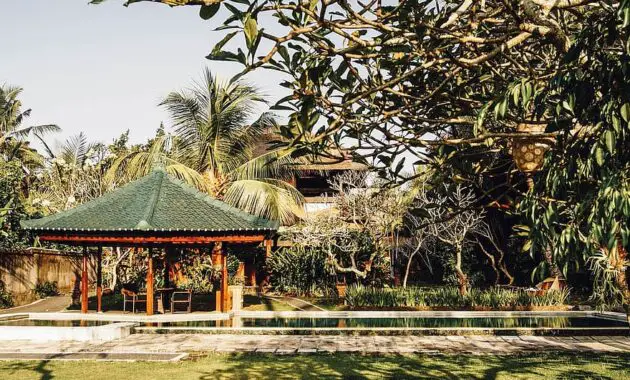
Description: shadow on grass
xmin=0 ymin=352 xmax=629 ymax=379
xmin=197 ymin=352 xmax=630 ymax=380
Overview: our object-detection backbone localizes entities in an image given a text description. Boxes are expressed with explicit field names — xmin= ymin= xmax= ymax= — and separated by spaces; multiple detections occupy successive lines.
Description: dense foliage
xmin=0 ymin=160 xmax=30 ymax=248
xmin=268 ymin=245 xmax=336 ymax=296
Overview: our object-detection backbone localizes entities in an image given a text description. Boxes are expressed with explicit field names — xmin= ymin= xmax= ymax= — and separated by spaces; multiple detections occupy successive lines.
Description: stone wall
xmin=0 ymin=249 xmax=95 ymax=305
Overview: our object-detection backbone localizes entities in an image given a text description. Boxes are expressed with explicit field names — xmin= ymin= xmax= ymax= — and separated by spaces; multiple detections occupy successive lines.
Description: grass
xmin=242 ymin=295 xmax=297 ymax=311
xmin=0 ymin=352 xmax=628 ymax=379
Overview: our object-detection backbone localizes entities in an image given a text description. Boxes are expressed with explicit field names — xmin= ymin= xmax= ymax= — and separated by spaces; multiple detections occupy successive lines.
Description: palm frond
xmin=230 ymin=146 xmax=302 ymax=181
xmin=33 ymin=132 xmax=55 ymax=159
xmin=225 ymin=178 xmax=305 ymax=225
xmin=10 ymin=124 xmax=60 ymax=139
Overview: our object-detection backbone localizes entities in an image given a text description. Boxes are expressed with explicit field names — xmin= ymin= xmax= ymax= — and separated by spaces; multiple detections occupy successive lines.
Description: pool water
xmin=151 ymin=317 xmax=629 ymax=329
xmin=0 ymin=319 xmax=111 ymax=327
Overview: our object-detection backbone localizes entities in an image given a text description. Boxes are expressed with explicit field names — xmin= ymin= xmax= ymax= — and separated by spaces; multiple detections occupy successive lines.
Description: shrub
xmin=0 ymin=281 xmax=13 ymax=308
xmin=269 ymin=246 xmax=336 ymax=296
xmin=34 ymin=281 xmax=59 ymax=298
xmin=178 ymin=254 xmax=217 ymax=293
xmin=345 ymin=285 xmax=570 ymax=309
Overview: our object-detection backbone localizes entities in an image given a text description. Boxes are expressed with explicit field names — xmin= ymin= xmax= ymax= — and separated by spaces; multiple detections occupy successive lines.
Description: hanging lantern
xmin=511 ymin=123 xmax=555 ymax=173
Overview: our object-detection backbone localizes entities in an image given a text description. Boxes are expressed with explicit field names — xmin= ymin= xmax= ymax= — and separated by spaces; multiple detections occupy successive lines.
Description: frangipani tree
xmin=285 ymin=171 xmax=408 ymax=280
xmin=32 ymin=132 xmax=113 ymax=212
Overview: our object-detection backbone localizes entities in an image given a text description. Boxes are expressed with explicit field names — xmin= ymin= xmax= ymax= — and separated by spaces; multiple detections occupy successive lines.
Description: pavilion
xmin=21 ymin=168 xmax=279 ymax=315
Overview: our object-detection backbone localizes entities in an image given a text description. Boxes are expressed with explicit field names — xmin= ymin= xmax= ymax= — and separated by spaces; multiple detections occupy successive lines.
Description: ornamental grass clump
xmin=344 ymin=286 xmax=570 ymax=310
xmin=424 ymin=287 xmax=467 ymax=308
xmin=529 ymin=288 xmax=570 ymax=307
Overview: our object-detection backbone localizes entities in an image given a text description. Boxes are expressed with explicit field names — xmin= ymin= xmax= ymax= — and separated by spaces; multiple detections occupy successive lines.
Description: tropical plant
xmin=33 ymin=281 xmax=59 ymax=298
xmin=0 ymin=160 xmax=30 ymax=248
xmin=32 ymin=132 xmax=114 ymax=212
xmin=282 ymin=172 xmax=407 ymax=281
xmin=0 ymin=280 xmax=13 ymax=309
xmin=0 ymin=85 xmax=58 ymax=167
xmin=106 ymin=70 xmax=304 ymax=224
xmin=268 ymin=245 xmax=336 ymax=296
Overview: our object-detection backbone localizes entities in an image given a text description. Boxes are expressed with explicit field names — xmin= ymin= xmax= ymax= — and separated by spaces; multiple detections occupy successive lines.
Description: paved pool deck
xmin=0 ymin=334 xmax=628 ymax=358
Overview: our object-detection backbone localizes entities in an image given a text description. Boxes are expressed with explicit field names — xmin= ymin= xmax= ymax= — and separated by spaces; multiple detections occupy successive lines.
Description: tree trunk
xmin=477 ymin=239 xmax=499 ymax=285
xmin=616 ymin=242 xmax=630 ymax=325
xmin=499 ymin=261 xmax=515 ymax=285
xmin=455 ymin=245 xmax=468 ymax=295
xmin=545 ymin=244 xmax=561 ymax=278
xmin=403 ymin=251 xmax=417 ymax=288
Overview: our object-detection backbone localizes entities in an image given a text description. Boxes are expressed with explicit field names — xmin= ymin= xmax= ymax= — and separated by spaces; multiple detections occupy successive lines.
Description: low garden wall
xmin=0 ymin=249 xmax=95 ymax=305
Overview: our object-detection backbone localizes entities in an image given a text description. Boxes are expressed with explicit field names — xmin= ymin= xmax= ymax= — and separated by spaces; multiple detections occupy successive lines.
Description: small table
xmin=156 ymin=287 xmax=175 ymax=314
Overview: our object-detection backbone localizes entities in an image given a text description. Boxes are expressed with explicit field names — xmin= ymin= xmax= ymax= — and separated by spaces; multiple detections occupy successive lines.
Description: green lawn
xmin=1 ymin=352 xmax=628 ymax=379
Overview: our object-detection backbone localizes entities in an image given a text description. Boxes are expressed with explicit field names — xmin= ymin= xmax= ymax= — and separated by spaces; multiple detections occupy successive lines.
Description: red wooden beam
xmin=37 ymin=234 xmax=268 ymax=245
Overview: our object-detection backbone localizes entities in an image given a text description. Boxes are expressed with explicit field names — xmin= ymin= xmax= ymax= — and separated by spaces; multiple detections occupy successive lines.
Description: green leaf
xmin=604 ymin=130 xmax=615 ymax=153
xmin=522 ymin=240 xmax=532 ymax=253
xmin=210 ymin=31 xmax=238 ymax=55
xmin=244 ymin=16 xmax=258 ymax=49
xmin=595 ymin=146 xmax=605 ymax=166
xmin=199 ymin=3 xmax=221 ymax=20
xmin=621 ymin=103 xmax=630 ymax=123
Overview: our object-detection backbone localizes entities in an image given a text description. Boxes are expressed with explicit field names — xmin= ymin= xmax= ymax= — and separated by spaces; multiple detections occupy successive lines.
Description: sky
xmin=1 ymin=0 xmax=288 ymax=150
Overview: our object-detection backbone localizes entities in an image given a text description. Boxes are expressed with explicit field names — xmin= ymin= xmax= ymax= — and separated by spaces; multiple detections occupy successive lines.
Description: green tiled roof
xmin=22 ymin=169 xmax=279 ymax=233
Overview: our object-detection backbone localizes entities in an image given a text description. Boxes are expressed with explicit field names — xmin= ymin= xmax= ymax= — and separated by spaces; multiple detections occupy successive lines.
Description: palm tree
xmin=0 ymin=85 xmax=60 ymax=164
xmin=107 ymin=70 xmax=304 ymax=224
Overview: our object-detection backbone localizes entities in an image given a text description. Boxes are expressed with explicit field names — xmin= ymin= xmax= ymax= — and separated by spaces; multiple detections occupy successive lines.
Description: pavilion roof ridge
xmin=136 ymin=169 xmax=166 ymax=230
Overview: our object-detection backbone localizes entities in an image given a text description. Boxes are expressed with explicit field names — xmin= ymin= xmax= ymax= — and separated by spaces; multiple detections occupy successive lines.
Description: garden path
xmin=0 ymin=334 xmax=628 ymax=360
xmin=0 ymin=296 xmax=71 ymax=314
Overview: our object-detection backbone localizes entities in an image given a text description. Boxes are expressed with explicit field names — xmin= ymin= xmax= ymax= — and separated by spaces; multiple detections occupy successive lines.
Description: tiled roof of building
xmin=22 ymin=169 xmax=279 ymax=233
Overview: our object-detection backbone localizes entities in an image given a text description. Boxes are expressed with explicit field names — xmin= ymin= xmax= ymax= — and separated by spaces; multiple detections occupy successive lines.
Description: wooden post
xmin=262 ymin=239 xmax=273 ymax=287
xmin=146 ymin=248 xmax=154 ymax=316
xmin=265 ymin=239 xmax=272 ymax=259
xmin=81 ymin=246 xmax=88 ymax=314
xmin=164 ymin=246 xmax=172 ymax=288
xmin=221 ymin=247 xmax=228 ymax=312
xmin=96 ymin=246 xmax=103 ymax=313
xmin=245 ymin=256 xmax=256 ymax=286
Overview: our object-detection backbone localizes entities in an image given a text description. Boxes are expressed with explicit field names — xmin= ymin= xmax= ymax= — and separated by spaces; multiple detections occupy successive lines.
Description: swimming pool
xmin=143 ymin=316 xmax=628 ymax=329
xmin=133 ymin=311 xmax=630 ymax=336
xmin=0 ymin=314 xmax=135 ymax=342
